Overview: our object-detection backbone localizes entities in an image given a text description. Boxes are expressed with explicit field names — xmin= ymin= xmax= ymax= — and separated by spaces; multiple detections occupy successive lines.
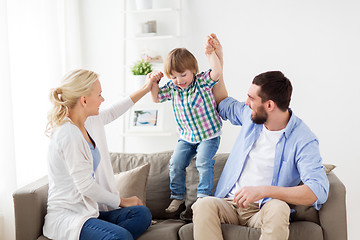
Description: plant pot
xmin=135 ymin=0 xmax=153 ymax=10
xmin=133 ymin=75 xmax=147 ymax=90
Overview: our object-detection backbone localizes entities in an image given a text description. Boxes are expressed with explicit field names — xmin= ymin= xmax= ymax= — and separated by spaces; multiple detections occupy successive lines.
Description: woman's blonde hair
xmin=164 ymin=48 xmax=199 ymax=78
xmin=45 ymin=69 xmax=99 ymax=136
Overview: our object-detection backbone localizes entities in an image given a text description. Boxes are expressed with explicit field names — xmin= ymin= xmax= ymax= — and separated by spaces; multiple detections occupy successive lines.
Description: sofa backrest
xmin=13 ymin=176 xmax=49 ymax=240
xmin=110 ymin=151 xmax=229 ymax=219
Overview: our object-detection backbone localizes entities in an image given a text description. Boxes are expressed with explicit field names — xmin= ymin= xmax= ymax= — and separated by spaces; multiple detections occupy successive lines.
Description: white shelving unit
xmin=122 ymin=0 xmax=182 ymax=93
xmin=120 ymin=0 xmax=182 ymax=151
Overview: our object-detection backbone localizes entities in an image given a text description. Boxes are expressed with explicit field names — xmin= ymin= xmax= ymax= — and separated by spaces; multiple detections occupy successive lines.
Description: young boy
xmin=149 ymin=35 xmax=224 ymax=213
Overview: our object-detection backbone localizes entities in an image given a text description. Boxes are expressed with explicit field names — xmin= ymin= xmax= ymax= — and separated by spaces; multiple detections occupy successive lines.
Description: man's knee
xmin=263 ymin=199 xmax=290 ymax=220
xmin=192 ymin=196 xmax=219 ymax=213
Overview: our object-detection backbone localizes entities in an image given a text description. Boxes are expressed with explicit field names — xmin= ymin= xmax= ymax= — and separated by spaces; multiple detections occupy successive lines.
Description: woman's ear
xmin=79 ymin=96 xmax=87 ymax=107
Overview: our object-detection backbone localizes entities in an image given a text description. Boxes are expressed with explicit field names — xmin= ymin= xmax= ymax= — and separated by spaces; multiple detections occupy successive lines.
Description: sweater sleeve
xmin=62 ymin=134 xmax=120 ymax=209
xmin=98 ymin=96 xmax=134 ymax=126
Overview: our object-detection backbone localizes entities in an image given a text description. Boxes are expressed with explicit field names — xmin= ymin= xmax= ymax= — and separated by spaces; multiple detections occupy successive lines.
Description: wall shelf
xmin=124 ymin=8 xmax=180 ymax=14
xmin=121 ymin=132 xmax=177 ymax=137
xmin=124 ymin=35 xmax=178 ymax=41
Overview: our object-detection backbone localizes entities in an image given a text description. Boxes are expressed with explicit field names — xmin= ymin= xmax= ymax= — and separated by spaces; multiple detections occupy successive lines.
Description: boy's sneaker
xmin=165 ymin=199 xmax=185 ymax=213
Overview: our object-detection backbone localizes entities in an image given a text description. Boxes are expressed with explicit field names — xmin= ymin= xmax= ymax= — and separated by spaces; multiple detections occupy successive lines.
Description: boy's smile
xmin=170 ymin=69 xmax=194 ymax=89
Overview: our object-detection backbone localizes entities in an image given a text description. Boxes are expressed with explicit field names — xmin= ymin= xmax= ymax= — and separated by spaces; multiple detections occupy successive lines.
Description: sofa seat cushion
xmin=37 ymin=220 xmax=186 ymax=240
xmin=37 ymin=236 xmax=50 ymax=240
xmin=138 ymin=219 xmax=186 ymax=240
xmin=178 ymin=221 xmax=323 ymax=240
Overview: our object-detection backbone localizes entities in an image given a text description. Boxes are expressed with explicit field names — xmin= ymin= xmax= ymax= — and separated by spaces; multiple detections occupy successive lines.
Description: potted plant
xmin=130 ymin=59 xmax=153 ymax=89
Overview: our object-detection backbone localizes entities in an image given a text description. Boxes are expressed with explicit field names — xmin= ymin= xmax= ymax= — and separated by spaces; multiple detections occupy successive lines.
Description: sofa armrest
xmin=13 ymin=176 xmax=49 ymax=240
xmin=318 ymin=172 xmax=347 ymax=240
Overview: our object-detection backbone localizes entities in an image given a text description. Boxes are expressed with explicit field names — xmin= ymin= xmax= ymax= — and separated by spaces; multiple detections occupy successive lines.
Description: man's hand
xmin=120 ymin=196 xmax=143 ymax=207
xmin=233 ymin=186 xmax=267 ymax=208
xmin=208 ymin=33 xmax=223 ymax=66
xmin=204 ymin=36 xmax=215 ymax=55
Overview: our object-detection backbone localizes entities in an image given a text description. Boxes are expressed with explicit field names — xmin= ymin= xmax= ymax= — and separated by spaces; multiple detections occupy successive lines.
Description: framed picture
xmin=127 ymin=104 xmax=164 ymax=132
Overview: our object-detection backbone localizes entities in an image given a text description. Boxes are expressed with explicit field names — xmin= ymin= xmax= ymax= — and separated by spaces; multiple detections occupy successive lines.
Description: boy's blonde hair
xmin=45 ymin=69 xmax=99 ymax=136
xmin=164 ymin=48 xmax=199 ymax=78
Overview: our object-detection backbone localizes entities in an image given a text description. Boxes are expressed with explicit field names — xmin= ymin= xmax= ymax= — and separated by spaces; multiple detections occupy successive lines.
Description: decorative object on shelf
xmin=140 ymin=49 xmax=163 ymax=63
xmin=127 ymin=104 xmax=164 ymax=132
xmin=142 ymin=20 xmax=157 ymax=34
xmin=135 ymin=0 xmax=153 ymax=10
xmin=130 ymin=59 xmax=153 ymax=89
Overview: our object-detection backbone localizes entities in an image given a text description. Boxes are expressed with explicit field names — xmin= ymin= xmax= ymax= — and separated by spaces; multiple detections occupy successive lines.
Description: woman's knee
xmin=133 ymin=205 xmax=152 ymax=224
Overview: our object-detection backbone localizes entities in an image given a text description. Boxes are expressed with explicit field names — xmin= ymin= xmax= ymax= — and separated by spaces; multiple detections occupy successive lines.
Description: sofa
xmin=13 ymin=151 xmax=347 ymax=240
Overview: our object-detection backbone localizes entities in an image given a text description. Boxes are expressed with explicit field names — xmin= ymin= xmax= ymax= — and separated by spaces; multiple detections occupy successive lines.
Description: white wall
xmin=79 ymin=0 xmax=360 ymax=238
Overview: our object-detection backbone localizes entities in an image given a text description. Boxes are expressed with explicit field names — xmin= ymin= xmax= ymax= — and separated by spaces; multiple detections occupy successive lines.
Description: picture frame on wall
xmin=126 ymin=104 xmax=164 ymax=132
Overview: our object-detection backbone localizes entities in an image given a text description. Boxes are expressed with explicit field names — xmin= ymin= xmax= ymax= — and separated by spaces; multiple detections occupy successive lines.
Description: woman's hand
xmin=119 ymin=196 xmax=143 ymax=207
xmin=130 ymin=71 xmax=163 ymax=103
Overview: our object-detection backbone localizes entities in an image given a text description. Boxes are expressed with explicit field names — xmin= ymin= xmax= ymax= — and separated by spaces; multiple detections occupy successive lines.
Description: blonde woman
xmin=43 ymin=69 xmax=162 ymax=240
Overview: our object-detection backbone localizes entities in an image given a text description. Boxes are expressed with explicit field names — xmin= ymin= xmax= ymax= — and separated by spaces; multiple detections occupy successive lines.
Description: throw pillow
xmin=114 ymin=162 xmax=150 ymax=206
xmin=323 ymin=163 xmax=336 ymax=174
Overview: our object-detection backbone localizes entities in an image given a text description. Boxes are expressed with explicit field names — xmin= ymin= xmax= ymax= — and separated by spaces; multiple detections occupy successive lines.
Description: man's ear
xmin=267 ymin=100 xmax=276 ymax=111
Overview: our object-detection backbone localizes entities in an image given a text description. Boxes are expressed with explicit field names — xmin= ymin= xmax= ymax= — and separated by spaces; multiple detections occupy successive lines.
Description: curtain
xmin=0 ymin=0 xmax=82 ymax=239
xmin=0 ymin=0 xmax=17 ymax=239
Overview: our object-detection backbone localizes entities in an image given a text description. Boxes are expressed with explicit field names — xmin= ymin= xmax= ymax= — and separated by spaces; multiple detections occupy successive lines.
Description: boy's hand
xmin=148 ymin=70 xmax=164 ymax=83
xmin=208 ymin=33 xmax=223 ymax=66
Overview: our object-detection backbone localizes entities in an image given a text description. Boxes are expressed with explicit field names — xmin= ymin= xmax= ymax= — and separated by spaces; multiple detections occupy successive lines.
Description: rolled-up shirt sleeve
xmin=158 ymin=81 xmax=173 ymax=103
xmin=218 ymin=97 xmax=249 ymax=126
xmin=296 ymin=139 xmax=329 ymax=210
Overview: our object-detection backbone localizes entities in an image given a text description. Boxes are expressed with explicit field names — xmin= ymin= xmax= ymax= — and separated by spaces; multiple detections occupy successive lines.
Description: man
xmin=192 ymin=67 xmax=329 ymax=239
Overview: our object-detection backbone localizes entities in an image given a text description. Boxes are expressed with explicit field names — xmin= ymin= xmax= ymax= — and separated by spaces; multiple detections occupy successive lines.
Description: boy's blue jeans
xmin=169 ymin=136 xmax=220 ymax=200
xmin=79 ymin=206 xmax=152 ymax=240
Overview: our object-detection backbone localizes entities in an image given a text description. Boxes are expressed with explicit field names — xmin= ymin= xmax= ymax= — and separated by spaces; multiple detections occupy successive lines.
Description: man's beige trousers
xmin=192 ymin=196 xmax=290 ymax=240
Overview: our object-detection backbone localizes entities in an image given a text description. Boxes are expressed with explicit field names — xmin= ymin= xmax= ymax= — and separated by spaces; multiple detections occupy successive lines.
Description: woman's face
xmin=86 ymin=80 xmax=104 ymax=116
xmin=170 ymin=69 xmax=194 ymax=89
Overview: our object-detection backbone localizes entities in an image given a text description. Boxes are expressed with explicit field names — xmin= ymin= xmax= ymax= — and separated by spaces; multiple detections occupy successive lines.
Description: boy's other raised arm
xmin=207 ymin=33 xmax=228 ymax=105
xmin=206 ymin=44 xmax=222 ymax=82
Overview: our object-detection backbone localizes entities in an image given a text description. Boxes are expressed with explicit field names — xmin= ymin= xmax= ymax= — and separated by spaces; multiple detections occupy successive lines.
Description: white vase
xmin=135 ymin=0 xmax=153 ymax=10
xmin=133 ymin=75 xmax=146 ymax=90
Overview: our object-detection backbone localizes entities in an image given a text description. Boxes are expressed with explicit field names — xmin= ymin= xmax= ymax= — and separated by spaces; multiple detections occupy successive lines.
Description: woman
xmin=43 ymin=69 xmax=162 ymax=240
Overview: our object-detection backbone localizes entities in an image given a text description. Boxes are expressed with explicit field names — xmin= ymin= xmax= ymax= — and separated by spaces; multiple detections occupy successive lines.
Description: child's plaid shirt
xmin=158 ymin=70 xmax=222 ymax=143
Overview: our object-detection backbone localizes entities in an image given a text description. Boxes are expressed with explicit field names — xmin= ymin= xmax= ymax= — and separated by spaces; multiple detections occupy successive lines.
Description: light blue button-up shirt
xmin=214 ymin=97 xmax=329 ymax=210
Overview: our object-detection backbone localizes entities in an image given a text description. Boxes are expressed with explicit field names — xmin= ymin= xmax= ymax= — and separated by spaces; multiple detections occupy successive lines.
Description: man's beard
xmin=251 ymin=106 xmax=268 ymax=124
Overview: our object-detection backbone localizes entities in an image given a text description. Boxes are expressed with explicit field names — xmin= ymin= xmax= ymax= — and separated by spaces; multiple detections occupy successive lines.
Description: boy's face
xmin=170 ymin=69 xmax=194 ymax=89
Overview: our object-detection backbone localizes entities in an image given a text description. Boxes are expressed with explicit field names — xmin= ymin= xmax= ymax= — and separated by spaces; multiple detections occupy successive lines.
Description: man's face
xmin=245 ymin=84 xmax=268 ymax=124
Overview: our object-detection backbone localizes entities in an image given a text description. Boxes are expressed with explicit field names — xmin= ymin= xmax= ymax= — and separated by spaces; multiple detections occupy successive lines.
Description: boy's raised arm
xmin=205 ymin=39 xmax=222 ymax=82
xmin=207 ymin=33 xmax=228 ymax=105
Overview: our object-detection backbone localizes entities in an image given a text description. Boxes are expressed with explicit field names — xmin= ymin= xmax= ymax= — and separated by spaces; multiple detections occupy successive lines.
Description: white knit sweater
xmin=43 ymin=96 xmax=134 ymax=240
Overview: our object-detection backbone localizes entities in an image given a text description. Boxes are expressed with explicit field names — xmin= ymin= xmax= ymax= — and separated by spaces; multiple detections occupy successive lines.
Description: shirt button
xmin=226 ymin=187 xmax=229 ymax=189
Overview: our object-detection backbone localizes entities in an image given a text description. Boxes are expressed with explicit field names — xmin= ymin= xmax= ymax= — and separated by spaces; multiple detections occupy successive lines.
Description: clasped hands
xmin=233 ymin=186 xmax=267 ymax=208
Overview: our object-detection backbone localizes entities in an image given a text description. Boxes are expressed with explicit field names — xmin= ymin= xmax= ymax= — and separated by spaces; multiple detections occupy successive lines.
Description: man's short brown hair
xmin=252 ymin=71 xmax=293 ymax=111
